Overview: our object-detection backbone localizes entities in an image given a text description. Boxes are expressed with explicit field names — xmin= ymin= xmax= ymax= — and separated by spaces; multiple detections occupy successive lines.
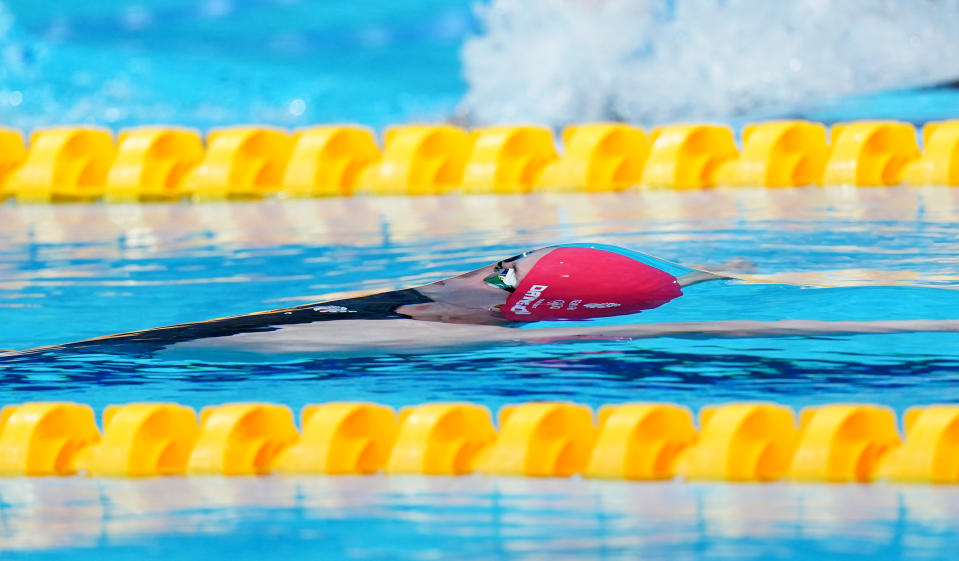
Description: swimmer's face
xmin=436 ymin=248 xmax=551 ymax=306
xmin=397 ymin=248 xmax=554 ymax=324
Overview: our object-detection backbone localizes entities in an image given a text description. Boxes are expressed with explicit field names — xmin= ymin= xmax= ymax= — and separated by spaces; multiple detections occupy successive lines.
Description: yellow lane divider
xmin=282 ymin=125 xmax=380 ymax=198
xmin=461 ymin=125 xmax=557 ymax=195
xmin=537 ymin=123 xmax=648 ymax=192
xmin=105 ymin=127 xmax=205 ymax=202
xmin=903 ymin=121 xmax=959 ymax=187
xmin=0 ymin=400 xmax=957 ymax=483
xmin=822 ymin=121 xmax=922 ymax=186
xmin=5 ymin=127 xmax=115 ymax=203
xmin=640 ymin=124 xmax=739 ymax=189
xmin=713 ymin=120 xmax=829 ymax=187
xmin=182 ymin=126 xmax=292 ymax=200
xmin=353 ymin=124 xmax=470 ymax=196
xmin=0 ymin=120 xmax=957 ymax=201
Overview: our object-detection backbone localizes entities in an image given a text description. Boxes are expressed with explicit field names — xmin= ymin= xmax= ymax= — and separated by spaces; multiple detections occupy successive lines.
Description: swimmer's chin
xmin=395 ymin=302 xmax=514 ymax=325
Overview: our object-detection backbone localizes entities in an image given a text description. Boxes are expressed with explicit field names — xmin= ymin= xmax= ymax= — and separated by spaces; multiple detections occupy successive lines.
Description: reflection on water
xmin=2 ymin=188 xmax=959 ymax=405
xmin=2 ymin=187 xmax=959 ymax=350
xmin=3 ymin=341 xmax=959 ymax=413
xmin=2 ymin=476 xmax=959 ymax=560
xmin=1 ymin=187 xmax=957 ymax=245
xmin=1 ymin=187 xmax=958 ymax=559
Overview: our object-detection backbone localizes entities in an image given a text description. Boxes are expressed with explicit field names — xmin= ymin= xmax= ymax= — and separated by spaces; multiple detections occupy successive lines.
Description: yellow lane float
xmin=0 ymin=399 xmax=955 ymax=484
xmin=0 ymin=120 xmax=957 ymax=202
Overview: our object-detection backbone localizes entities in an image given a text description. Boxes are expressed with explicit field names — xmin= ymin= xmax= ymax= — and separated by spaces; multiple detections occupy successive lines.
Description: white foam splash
xmin=459 ymin=0 xmax=959 ymax=126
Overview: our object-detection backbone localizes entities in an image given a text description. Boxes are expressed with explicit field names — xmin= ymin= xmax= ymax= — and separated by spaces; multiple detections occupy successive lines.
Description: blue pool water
xmin=3 ymin=0 xmax=959 ymax=559
xmin=2 ymin=188 xmax=959 ymax=559
xmin=2 ymin=0 xmax=959 ymax=130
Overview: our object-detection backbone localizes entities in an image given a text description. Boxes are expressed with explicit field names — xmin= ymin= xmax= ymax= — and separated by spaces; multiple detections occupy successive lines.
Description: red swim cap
xmin=502 ymin=247 xmax=682 ymax=321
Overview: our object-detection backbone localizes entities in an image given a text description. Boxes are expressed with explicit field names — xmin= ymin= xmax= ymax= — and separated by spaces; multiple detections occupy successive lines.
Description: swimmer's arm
xmin=678 ymin=258 xmax=757 ymax=287
xmin=676 ymin=270 xmax=727 ymax=287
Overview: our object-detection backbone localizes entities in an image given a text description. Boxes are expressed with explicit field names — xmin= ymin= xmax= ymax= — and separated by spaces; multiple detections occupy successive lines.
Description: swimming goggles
xmin=483 ymin=251 xmax=529 ymax=292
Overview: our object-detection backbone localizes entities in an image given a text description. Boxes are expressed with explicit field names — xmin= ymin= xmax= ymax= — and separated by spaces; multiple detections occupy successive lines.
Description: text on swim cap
xmin=509 ymin=284 xmax=548 ymax=315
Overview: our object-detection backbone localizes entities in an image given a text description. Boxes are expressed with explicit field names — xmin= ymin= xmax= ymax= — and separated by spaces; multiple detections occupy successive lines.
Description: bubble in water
xmin=459 ymin=0 xmax=959 ymax=127
xmin=289 ymin=98 xmax=306 ymax=116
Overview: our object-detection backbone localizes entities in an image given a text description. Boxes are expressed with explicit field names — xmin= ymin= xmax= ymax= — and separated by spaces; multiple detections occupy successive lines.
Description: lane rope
xmin=0 ymin=400 xmax=955 ymax=483
xmin=0 ymin=120 xmax=956 ymax=202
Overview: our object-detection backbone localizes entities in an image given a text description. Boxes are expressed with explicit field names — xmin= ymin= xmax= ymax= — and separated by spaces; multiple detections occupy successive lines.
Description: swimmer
xmin=8 ymin=243 xmax=959 ymax=358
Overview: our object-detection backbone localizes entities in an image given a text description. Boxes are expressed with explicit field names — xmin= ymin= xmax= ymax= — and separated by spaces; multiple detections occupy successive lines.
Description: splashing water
xmin=459 ymin=0 xmax=959 ymax=127
xmin=2 ymin=1 xmax=958 ymax=131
